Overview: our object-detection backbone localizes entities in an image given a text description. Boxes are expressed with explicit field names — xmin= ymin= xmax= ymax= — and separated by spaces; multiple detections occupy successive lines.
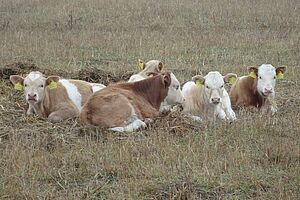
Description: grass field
xmin=0 ymin=0 xmax=299 ymax=199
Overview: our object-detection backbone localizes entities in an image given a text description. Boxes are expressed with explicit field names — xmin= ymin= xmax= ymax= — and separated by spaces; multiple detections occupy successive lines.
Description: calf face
xmin=248 ymin=64 xmax=286 ymax=97
xmin=10 ymin=71 xmax=59 ymax=105
xmin=138 ymin=59 xmax=164 ymax=73
xmin=164 ymin=73 xmax=185 ymax=105
xmin=192 ymin=71 xmax=237 ymax=105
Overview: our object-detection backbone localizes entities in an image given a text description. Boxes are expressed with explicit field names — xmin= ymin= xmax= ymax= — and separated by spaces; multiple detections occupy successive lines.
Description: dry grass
xmin=0 ymin=0 xmax=299 ymax=199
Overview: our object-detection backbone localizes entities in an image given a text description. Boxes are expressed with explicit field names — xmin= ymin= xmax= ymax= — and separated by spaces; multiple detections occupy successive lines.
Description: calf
xmin=128 ymin=59 xmax=164 ymax=82
xmin=80 ymin=72 xmax=172 ymax=132
xmin=128 ymin=59 xmax=185 ymax=112
xmin=10 ymin=71 xmax=105 ymax=122
xmin=182 ymin=71 xmax=237 ymax=121
xmin=229 ymin=64 xmax=286 ymax=114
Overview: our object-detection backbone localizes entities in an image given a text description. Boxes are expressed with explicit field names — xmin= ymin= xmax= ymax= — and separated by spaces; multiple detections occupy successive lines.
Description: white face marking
xmin=23 ymin=72 xmax=46 ymax=104
xmin=27 ymin=72 xmax=43 ymax=81
xmin=204 ymin=71 xmax=225 ymax=104
xmin=164 ymin=73 xmax=185 ymax=105
xmin=59 ymin=79 xmax=82 ymax=110
xmin=256 ymin=64 xmax=276 ymax=96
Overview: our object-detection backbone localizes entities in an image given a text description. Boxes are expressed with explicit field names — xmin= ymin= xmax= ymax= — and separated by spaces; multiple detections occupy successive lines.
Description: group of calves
xmin=9 ymin=59 xmax=286 ymax=132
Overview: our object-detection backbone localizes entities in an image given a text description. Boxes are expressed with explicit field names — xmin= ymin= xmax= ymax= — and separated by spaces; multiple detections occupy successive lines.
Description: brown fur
xmin=80 ymin=73 xmax=171 ymax=127
xmin=30 ymin=80 xmax=94 ymax=122
xmin=229 ymin=76 xmax=265 ymax=109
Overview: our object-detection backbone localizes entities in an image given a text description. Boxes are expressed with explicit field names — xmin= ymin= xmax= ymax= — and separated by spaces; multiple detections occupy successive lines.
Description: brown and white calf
xmin=80 ymin=72 xmax=172 ymax=132
xmin=182 ymin=71 xmax=237 ymax=121
xmin=128 ymin=59 xmax=164 ymax=82
xmin=10 ymin=71 xmax=106 ymax=122
xmin=128 ymin=59 xmax=185 ymax=112
xmin=229 ymin=64 xmax=286 ymax=114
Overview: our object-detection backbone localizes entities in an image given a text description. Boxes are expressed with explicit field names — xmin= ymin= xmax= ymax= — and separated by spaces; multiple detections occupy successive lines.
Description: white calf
xmin=182 ymin=71 xmax=237 ymax=121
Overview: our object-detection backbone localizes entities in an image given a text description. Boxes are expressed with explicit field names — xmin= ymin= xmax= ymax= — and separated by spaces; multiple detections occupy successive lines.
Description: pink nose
xmin=28 ymin=94 xmax=37 ymax=100
xmin=211 ymin=97 xmax=220 ymax=104
xmin=264 ymin=87 xmax=273 ymax=94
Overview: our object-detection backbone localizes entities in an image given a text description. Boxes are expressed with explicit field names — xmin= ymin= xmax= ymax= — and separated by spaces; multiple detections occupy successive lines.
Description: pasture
xmin=0 ymin=0 xmax=299 ymax=199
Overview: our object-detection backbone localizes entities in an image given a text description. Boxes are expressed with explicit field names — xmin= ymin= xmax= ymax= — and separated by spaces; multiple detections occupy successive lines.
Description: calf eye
xmin=175 ymin=85 xmax=179 ymax=90
xmin=24 ymin=84 xmax=28 ymax=87
xmin=39 ymin=85 xmax=44 ymax=88
xmin=206 ymin=86 xmax=209 ymax=89
xmin=273 ymin=76 xmax=276 ymax=79
xmin=220 ymin=85 xmax=224 ymax=89
xmin=259 ymin=76 xmax=262 ymax=79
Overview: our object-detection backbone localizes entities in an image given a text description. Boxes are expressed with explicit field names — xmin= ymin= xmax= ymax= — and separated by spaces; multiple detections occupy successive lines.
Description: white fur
xmin=109 ymin=119 xmax=147 ymax=132
xmin=59 ymin=79 xmax=82 ymax=110
xmin=27 ymin=72 xmax=43 ymax=81
xmin=128 ymin=74 xmax=144 ymax=82
xmin=90 ymin=83 xmax=106 ymax=93
xmin=256 ymin=64 xmax=277 ymax=97
xmin=182 ymin=72 xmax=236 ymax=121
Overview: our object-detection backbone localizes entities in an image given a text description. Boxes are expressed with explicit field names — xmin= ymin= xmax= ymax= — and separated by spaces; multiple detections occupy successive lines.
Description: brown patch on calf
xmin=229 ymin=76 xmax=265 ymax=109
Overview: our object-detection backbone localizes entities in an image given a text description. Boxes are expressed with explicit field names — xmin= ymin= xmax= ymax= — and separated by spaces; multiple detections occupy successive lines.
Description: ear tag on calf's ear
xmin=195 ymin=80 xmax=203 ymax=88
xmin=15 ymin=82 xmax=24 ymax=91
xmin=48 ymin=81 xmax=57 ymax=90
xmin=249 ymin=71 xmax=257 ymax=79
xmin=228 ymin=77 xmax=237 ymax=85
xmin=138 ymin=62 xmax=145 ymax=71
xmin=276 ymin=72 xmax=284 ymax=80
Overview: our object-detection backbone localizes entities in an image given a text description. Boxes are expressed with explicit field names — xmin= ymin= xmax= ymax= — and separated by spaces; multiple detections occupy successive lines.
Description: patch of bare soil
xmin=77 ymin=66 xmax=135 ymax=85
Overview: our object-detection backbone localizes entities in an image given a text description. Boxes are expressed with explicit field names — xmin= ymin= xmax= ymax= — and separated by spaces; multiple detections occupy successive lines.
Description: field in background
xmin=0 ymin=0 xmax=299 ymax=199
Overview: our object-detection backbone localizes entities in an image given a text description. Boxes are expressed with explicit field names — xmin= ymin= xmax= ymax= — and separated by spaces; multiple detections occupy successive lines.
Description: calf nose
xmin=211 ymin=97 xmax=220 ymax=104
xmin=264 ymin=87 xmax=273 ymax=94
xmin=28 ymin=93 xmax=37 ymax=100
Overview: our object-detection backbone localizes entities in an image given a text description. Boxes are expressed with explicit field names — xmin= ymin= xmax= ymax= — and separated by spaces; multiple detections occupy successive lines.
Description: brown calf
xmin=80 ymin=72 xmax=171 ymax=132
xmin=229 ymin=64 xmax=286 ymax=114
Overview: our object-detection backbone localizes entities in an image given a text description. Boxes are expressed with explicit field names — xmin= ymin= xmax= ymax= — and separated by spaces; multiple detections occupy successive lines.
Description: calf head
xmin=248 ymin=64 xmax=287 ymax=97
xmin=165 ymin=73 xmax=185 ymax=105
xmin=10 ymin=71 xmax=60 ymax=105
xmin=138 ymin=59 xmax=164 ymax=73
xmin=147 ymin=72 xmax=185 ymax=106
xmin=192 ymin=71 xmax=237 ymax=105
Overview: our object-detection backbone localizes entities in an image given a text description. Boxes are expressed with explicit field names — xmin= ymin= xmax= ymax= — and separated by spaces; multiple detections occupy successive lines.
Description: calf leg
xmin=109 ymin=118 xmax=147 ymax=132
xmin=222 ymin=92 xmax=236 ymax=121
xmin=48 ymin=107 xmax=78 ymax=123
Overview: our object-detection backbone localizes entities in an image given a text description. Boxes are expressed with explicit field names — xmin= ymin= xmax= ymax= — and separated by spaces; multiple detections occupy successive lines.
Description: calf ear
xmin=192 ymin=75 xmax=205 ymax=88
xmin=162 ymin=73 xmax=171 ymax=88
xmin=138 ymin=59 xmax=145 ymax=70
xmin=223 ymin=73 xmax=238 ymax=85
xmin=276 ymin=66 xmax=287 ymax=80
xmin=46 ymin=76 xmax=60 ymax=90
xmin=247 ymin=66 xmax=258 ymax=79
xmin=10 ymin=75 xmax=24 ymax=85
xmin=157 ymin=62 xmax=164 ymax=72
xmin=10 ymin=75 xmax=24 ymax=90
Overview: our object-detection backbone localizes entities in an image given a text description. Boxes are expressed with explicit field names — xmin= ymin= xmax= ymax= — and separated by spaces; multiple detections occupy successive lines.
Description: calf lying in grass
xmin=10 ymin=71 xmax=105 ymax=122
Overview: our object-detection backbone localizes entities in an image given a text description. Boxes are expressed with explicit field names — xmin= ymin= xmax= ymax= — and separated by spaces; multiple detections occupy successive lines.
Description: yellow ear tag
xmin=15 ymin=82 xmax=24 ymax=91
xmin=228 ymin=77 xmax=237 ymax=85
xmin=249 ymin=71 xmax=257 ymax=79
xmin=276 ymin=72 xmax=284 ymax=80
xmin=195 ymin=80 xmax=204 ymax=88
xmin=48 ymin=81 xmax=57 ymax=90
xmin=138 ymin=62 xmax=145 ymax=71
